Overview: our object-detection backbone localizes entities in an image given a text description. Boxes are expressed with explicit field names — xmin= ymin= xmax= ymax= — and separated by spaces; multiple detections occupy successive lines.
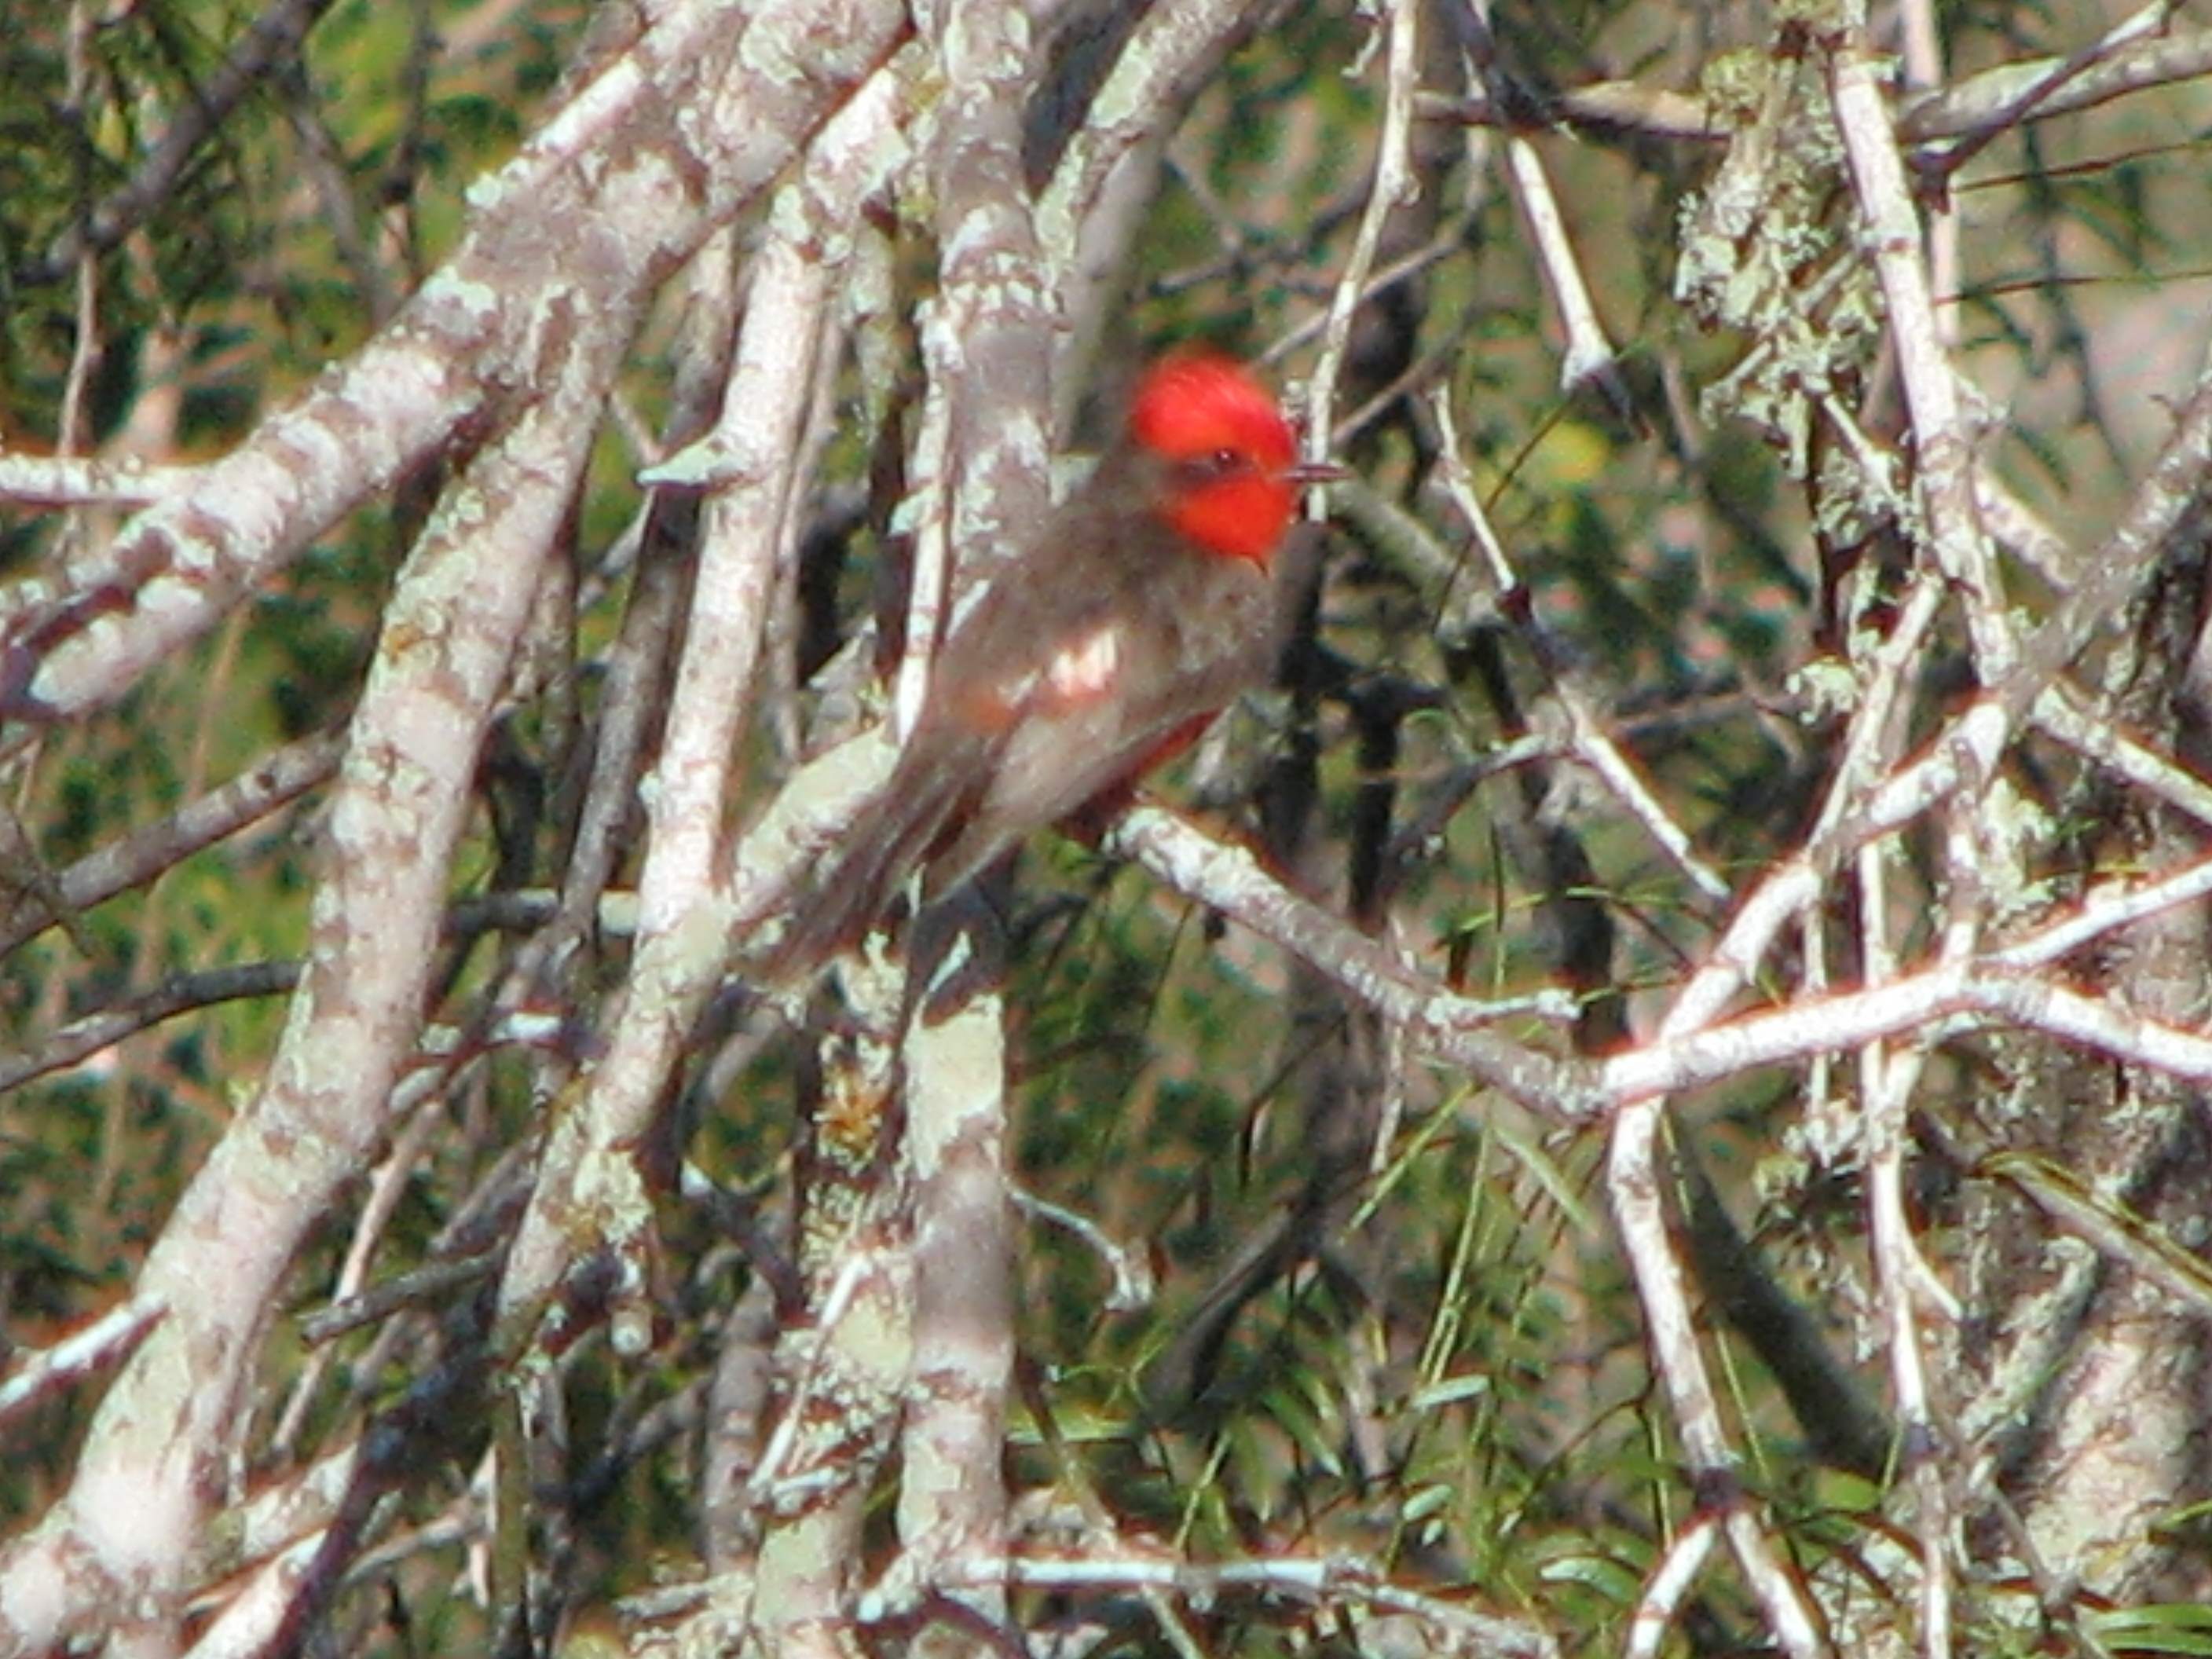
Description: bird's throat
xmin=1159 ymin=474 xmax=1295 ymax=566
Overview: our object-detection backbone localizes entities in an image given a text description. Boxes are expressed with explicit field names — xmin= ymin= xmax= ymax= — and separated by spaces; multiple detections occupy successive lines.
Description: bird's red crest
xmin=1128 ymin=353 xmax=1300 ymax=566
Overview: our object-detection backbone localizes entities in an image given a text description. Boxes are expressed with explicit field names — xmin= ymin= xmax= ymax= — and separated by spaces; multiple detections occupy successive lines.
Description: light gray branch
xmin=0 ymin=240 xmax=633 ymax=1657
xmin=2 ymin=0 xmax=909 ymax=724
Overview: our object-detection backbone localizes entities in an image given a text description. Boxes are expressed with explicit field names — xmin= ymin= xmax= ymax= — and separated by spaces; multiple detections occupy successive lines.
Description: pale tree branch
xmin=0 ymin=0 xmax=910 ymax=724
xmin=1035 ymin=0 xmax=1291 ymax=274
xmin=1415 ymin=19 xmax=2212 ymax=155
xmin=1859 ymin=834 xmax=1957 ymax=1659
xmin=1903 ymin=0 xmax=2185 ymax=165
xmin=1829 ymin=10 xmax=2013 ymax=681
xmin=0 ymin=961 xmax=299 ymax=1093
xmin=1625 ymin=1514 xmax=1722 ymax=1659
xmin=0 ymin=1294 xmax=167 ymax=1428
xmin=493 ymin=53 xmax=913 ymax=1355
xmin=1608 ymin=1083 xmax=1829 ymax=1659
xmin=0 ymin=730 xmax=339 ymax=956
xmin=876 ymin=0 xmax=1048 ymax=1639
xmin=0 ymin=451 xmax=196 ymax=509
xmin=0 ymin=244 xmax=635 ymax=1659
xmin=1306 ymin=0 xmax=1421 ymax=468
xmin=1427 ymin=395 xmax=1730 ymax=903
xmin=507 ymin=235 xmax=753 ymax=1020
xmin=940 ymin=1549 xmax=1559 ymax=1659
xmin=1895 ymin=0 xmax=1959 ymax=350
xmin=1106 ymin=804 xmax=1588 ymax=1114
xmin=179 ymin=1530 xmax=328 ymax=1659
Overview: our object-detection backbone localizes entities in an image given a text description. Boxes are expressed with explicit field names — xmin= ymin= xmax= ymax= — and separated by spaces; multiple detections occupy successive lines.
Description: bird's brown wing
xmin=924 ymin=535 xmax=1276 ymax=887
xmin=767 ymin=507 xmax=1277 ymax=976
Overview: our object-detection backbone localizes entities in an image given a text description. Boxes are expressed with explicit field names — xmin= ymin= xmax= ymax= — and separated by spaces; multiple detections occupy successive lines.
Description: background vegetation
xmin=5 ymin=1 xmax=2212 ymax=1656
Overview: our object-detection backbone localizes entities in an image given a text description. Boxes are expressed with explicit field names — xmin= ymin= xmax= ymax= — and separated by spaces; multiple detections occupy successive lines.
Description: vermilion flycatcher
xmin=775 ymin=352 xmax=1332 ymax=968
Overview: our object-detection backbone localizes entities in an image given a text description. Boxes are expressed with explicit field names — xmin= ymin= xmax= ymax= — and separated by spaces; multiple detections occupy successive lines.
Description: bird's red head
xmin=1129 ymin=353 xmax=1303 ymax=567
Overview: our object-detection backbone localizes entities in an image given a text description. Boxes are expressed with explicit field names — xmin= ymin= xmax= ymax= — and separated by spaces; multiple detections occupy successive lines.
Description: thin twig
xmin=0 ymin=1295 xmax=168 ymax=1426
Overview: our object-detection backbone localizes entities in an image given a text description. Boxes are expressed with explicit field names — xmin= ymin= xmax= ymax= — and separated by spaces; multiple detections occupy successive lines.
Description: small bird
xmin=770 ymin=351 xmax=1335 ymax=973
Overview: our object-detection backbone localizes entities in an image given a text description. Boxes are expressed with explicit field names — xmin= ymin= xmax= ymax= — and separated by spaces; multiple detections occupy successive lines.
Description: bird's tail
xmin=748 ymin=734 xmax=979 ymax=984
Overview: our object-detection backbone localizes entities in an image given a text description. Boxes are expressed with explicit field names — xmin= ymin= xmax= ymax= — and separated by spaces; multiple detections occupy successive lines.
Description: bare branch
xmin=1830 ymin=20 xmax=2012 ymax=679
xmin=0 ymin=1295 xmax=167 ymax=1428
xmin=0 ymin=267 xmax=629 ymax=1651
xmin=492 ymin=54 xmax=913 ymax=1363
xmin=0 ymin=451 xmax=197 ymax=509
xmin=1 ymin=0 xmax=910 ymax=723
xmin=1107 ymin=804 xmax=1588 ymax=1114
xmin=0 ymin=731 xmax=339 ymax=954
xmin=0 ymin=961 xmax=298 ymax=1093
xmin=943 ymin=1550 xmax=1560 ymax=1659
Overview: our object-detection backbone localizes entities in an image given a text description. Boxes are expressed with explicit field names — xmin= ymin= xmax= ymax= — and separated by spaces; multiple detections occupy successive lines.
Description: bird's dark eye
xmin=1172 ymin=447 xmax=1254 ymax=489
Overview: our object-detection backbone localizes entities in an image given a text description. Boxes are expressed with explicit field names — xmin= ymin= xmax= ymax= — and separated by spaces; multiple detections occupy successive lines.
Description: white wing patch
xmin=1042 ymin=624 xmax=1122 ymax=710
